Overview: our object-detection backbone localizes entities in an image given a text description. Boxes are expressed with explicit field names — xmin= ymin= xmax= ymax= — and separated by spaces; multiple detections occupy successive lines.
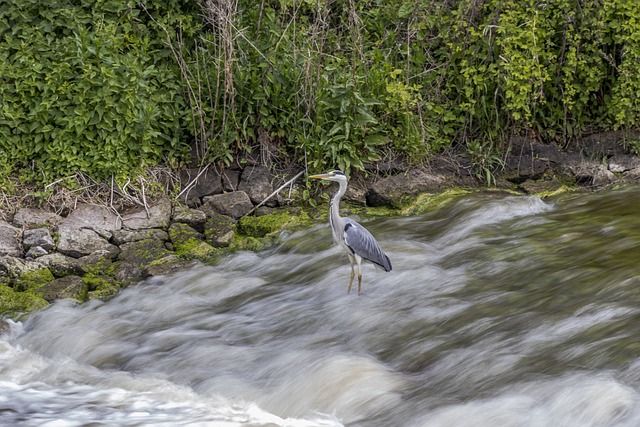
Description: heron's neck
xmin=329 ymin=180 xmax=346 ymax=239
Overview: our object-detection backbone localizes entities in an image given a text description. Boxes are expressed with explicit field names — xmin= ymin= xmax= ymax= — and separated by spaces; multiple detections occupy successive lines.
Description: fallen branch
xmin=246 ymin=171 xmax=304 ymax=216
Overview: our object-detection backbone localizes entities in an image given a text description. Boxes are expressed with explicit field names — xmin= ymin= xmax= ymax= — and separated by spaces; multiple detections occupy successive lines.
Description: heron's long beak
xmin=308 ymin=173 xmax=332 ymax=179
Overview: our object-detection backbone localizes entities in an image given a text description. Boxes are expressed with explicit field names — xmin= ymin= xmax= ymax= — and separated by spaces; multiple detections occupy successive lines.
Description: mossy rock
xmin=37 ymin=275 xmax=88 ymax=302
xmin=14 ymin=267 xmax=55 ymax=292
xmin=0 ymin=284 xmax=48 ymax=316
xmin=401 ymin=189 xmax=472 ymax=216
xmin=145 ymin=254 xmax=193 ymax=276
xmin=169 ymin=222 xmax=218 ymax=260
xmin=238 ymin=210 xmax=312 ymax=238
xmin=83 ymin=273 xmax=120 ymax=301
xmin=118 ymin=239 xmax=174 ymax=266
xmin=204 ymin=213 xmax=236 ymax=248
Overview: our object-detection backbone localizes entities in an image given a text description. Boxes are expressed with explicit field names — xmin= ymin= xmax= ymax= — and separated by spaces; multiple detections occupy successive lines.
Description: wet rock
xmin=172 ymin=205 xmax=207 ymax=233
xmin=57 ymin=228 xmax=119 ymax=259
xmin=366 ymin=169 xmax=447 ymax=207
xmin=111 ymin=261 xmax=148 ymax=286
xmin=519 ymin=179 xmax=563 ymax=195
xmin=122 ymin=198 xmax=172 ymax=230
xmin=0 ymin=319 xmax=10 ymax=335
xmin=13 ymin=208 xmax=63 ymax=228
xmin=84 ymin=274 xmax=120 ymax=301
xmin=179 ymin=168 xmax=223 ymax=205
xmin=0 ymin=284 xmax=48 ymax=315
xmin=111 ymin=228 xmax=169 ymax=246
xmin=23 ymin=228 xmax=55 ymax=251
xmin=168 ymin=222 xmax=216 ymax=259
xmin=37 ymin=275 xmax=87 ymax=302
xmin=238 ymin=165 xmax=275 ymax=206
xmin=118 ymin=239 xmax=174 ymax=266
xmin=0 ymin=221 xmax=21 ymax=257
xmin=201 ymin=191 xmax=254 ymax=219
xmin=145 ymin=254 xmax=193 ymax=277
xmin=36 ymin=253 xmax=83 ymax=277
xmin=204 ymin=214 xmax=236 ymax=248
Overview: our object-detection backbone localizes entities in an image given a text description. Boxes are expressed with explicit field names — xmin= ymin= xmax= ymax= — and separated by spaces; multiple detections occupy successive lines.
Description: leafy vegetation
xmin=2 ymin=0 xmax=640 ymax=189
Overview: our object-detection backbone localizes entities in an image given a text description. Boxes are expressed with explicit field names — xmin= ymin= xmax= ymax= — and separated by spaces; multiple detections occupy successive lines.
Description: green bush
xmin=0 ymin=0 xmax=194 ymax=185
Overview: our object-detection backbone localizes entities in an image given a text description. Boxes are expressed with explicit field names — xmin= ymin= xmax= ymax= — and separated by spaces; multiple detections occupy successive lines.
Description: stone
xmin=111 ymin=261 xmax=148 ymax=286
xmin=179 ymin=167 xmax=223 ymax=205
xmin=222 ymin=169 xmax=241 ymax=192
xmin=172 ymin=205 xmax=207 ymax=233
xmin=0 ymin=319 xmax=10 ymax=335
xmin=201 ymin=191 xmax=254 ymax=219
xmin=36 ymin=253 xmax=84 ymax=277
xmin=57 ymin=228 xmax=119 ymax=259
xmin=13 ymin=208 xmax=63 ymax=228
xmin=204 ymin=214 xmax=236 ymax=248
xmin=122 ymin=198 xmax=172 ymax=230
xmin=25 ymin=246 xmax=48 ymax=260
xmin=118 ymin=239 xmax=174 ymax=266
xmin=23 ymin=228 xmax=55 ymax=251
xmin=37 ymin=275 xmax=87 ymax=302
xmin=0 ymin=284 xmax=48 ymax=315
xmin=111 ymin=228 xmax=169 ymax=246
xmin=608 ymin=155 xmax=640 ymax=173
xmin=59 ymin=203 xmax=122 ymax=234
xmin=168 ymin=223 xmax=217 ymax=259
xmin=366 ymin=169 xmax=447 ymax=207
xmin=145 ymin=254 xmax=193 ymax=277
xmin=13 ymin=266 xmax=55 ymax=292
xmin=0 ymin=221 xmax=21 ymax=257
xmin=238 ymin=165 xmax=275 ymax=206
xmin=85 ymin=274 xmax=120 ymax=301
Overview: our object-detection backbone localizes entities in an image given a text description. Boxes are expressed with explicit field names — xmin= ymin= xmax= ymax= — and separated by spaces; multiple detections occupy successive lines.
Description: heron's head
xmin=308 ymin=170 xmax=347 ymax=183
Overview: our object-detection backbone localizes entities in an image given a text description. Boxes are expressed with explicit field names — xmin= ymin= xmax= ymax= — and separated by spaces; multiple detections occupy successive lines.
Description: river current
xmin=3 ymin=187 xmax=640 ymax=426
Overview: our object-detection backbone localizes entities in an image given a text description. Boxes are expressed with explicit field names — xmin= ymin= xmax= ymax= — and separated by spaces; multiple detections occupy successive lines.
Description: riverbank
xmin=1 ymin=133 xmax=639 ymax=317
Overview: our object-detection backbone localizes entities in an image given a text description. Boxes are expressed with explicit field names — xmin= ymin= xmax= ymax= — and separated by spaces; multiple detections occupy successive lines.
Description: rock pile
xmin=0 ymin=165 xmax=296 ymax=316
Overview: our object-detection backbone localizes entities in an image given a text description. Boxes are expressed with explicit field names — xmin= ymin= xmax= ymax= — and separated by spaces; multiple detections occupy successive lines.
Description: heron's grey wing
xmin=343 ymin=219 xmax=392 ymax=272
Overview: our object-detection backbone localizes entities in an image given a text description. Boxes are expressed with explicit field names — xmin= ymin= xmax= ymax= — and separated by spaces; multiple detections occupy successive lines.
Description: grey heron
xmin=309 ymin=170 xmax=392 ymax=295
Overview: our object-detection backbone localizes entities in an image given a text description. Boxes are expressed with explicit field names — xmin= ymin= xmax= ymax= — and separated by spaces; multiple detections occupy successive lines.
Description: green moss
xmin=534 ymin=184 xmax=578 ymax=199
xmin=14 ymin=268 xmax=55 ymax=292
xmin=0 ymin=284 xmax=48 ymax=316
xmin=83 ymin=273 xmax=120 ymax=301
xmin=401 ymin=189 xmax=472 ymax=216
xmin=238 ymin=210 xmax=313 ymax=238
xmin=175 ymin=237 xmax=219 ymax=260
xmin=229 ymin=235 xmax=276 ymax=252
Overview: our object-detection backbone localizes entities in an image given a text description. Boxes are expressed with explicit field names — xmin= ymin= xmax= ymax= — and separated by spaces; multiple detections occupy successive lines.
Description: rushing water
xmin=3 ymin=187 xmax=640 ymax=426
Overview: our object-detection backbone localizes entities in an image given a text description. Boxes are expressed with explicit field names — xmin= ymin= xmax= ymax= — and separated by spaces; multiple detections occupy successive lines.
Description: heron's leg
xmin=356 ymin=255 xmax=363 ymax=296
xmin=347 ymin=254 xmax=355 ymax=294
